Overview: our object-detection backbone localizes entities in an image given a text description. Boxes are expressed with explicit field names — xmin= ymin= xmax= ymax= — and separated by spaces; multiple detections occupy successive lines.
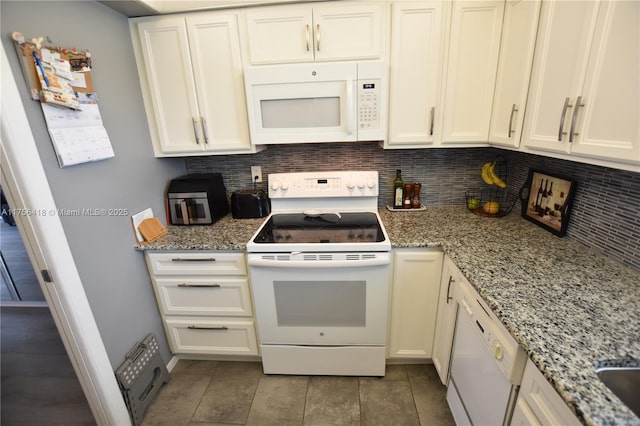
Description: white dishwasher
xmin=447 ymin=276 xmax=527 ymax=426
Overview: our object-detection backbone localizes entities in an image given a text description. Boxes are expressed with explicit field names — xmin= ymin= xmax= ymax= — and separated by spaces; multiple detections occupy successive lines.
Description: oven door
xmin=247 ymin=252 xmax=391 ymax=345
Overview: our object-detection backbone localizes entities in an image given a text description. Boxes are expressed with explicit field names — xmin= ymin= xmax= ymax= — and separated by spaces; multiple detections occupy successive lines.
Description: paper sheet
xmin=41 ymin=93 xmax=114 ymax=167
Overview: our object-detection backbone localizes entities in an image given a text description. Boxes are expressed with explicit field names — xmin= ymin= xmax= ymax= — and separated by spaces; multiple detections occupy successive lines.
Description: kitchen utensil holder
xmin=115 ymin=333 xmax=169 ymax=426
xmin=465 ymin=188 xmax=518 ymax=217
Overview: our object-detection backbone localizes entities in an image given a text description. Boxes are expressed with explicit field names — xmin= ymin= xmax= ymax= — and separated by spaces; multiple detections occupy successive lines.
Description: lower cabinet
xmin=511 ymin=358 xmax=581 ymax=426
xmin=145 ymin=251 xmax=259 ymax=357
xmin=431 ymin=254 xmax=459 ymax=384
xmin=388 ymin=248 xmax=443 ymax=359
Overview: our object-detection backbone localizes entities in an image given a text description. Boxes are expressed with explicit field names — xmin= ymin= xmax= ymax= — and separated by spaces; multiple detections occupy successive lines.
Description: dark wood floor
xmin=1 ymin=222 xmax=45 ymax=302
xmin=1 ymin=306 xmax=96 ymax=425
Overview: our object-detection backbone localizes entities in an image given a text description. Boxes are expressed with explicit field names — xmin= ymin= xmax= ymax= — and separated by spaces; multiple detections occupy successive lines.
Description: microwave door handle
xmin=346 ymin=80 xmax=355 ymax=134
xmin=180 ymin=200 xmax=190 ymax=225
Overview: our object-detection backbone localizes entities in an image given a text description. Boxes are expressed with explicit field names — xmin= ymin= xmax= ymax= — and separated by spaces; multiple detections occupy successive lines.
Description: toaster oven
xmin=167 ymin=173 xmax=228 ymax=225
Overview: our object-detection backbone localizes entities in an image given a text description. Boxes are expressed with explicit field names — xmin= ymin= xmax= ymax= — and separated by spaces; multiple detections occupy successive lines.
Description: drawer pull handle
xmin=171 ymin=257 xmax=216 ymax=262
xmin=178 ymin=283 xmax=221 ymax=288
xmin=187 ymin=325 xmax=228 ymax=331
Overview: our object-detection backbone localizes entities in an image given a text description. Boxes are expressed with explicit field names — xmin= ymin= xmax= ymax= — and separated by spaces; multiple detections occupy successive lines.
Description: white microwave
xmin=243 ymin=61 xmax=387 ymax=144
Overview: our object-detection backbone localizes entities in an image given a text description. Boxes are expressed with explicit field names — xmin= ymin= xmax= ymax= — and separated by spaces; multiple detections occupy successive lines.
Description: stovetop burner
xmin=253 ymin=212 xmax=385 ymax=244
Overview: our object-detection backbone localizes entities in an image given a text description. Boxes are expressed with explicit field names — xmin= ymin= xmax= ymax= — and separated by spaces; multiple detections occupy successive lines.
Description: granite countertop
xmin=135 ymin=207 xmax=639 ymax=425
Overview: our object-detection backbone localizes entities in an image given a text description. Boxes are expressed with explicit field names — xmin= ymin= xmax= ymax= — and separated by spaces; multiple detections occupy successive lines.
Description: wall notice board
xmin=11 ymin=33 xmax=114 ymax=167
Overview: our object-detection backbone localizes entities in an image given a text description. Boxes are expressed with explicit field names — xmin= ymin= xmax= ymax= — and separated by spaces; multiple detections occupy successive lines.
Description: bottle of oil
xmin=393 ymin=169 xmax=404 ymax=209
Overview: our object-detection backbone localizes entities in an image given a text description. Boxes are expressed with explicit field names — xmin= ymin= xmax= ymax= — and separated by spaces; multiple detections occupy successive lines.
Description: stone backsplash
xmin=185 ymin=142 xmax=640 ymax=272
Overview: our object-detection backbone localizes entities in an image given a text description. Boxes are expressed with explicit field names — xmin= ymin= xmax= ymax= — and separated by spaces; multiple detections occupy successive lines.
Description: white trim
xmin=1 ymin=44 xmax=130 ymax=425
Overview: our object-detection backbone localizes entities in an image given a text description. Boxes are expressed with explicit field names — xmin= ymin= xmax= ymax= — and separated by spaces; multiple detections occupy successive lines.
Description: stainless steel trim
xmin=316 ymin=24 xmax=320 ymax=51
xmin=569 ymin=96 xmax=584 ymax=143
xmin=558 ymin=97 xmax=572 ymax=141
xmin=508 ymin=104 xmax=518 ymax=138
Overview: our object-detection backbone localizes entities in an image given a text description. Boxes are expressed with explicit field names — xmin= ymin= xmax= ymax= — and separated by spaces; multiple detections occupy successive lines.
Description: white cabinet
xmin=431 ymin=255 xmax=459 ymax=385
xmin=522 ymin=0 xmax=639 ymax=166
xmin=131 ymin=12 xmax=258 ymax=156
xmin=489 ymin=0 xmax=541 ymax=147
xmin=244 ymin=2 xmax=385 ymax=64
xmin=510 ymin=358 xmax=581 ymax=426
xmin=386 ymin=1 xmax=450 ymax=148
xmin=145 ymin=252 xmax=259 ymax=356
xmin=388 ymin=248 xmax=443 ymax=359
xmin=440 ymin=0 xmax=505 ymax=144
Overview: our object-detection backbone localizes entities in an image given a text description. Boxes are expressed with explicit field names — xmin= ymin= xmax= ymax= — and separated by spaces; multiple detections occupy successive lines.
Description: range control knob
xmin=357 ymin=180 xmax=365 ymax=189
xmin=280 ymin=181 xmax=289 ymax=190
xmin=367 ymin=179 xmax=376 ymax=189
xmin=492 ymin=340 xmax=503 ymax=360
xmin=271 ymin=181 xmax=280 ymax=191
xmin=347 ymin=180 xmax=356 ymax=189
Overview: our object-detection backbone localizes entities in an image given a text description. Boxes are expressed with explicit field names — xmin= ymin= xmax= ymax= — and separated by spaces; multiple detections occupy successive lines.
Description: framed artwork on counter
xmin=519 ymin=169 xmax=577 ymax=237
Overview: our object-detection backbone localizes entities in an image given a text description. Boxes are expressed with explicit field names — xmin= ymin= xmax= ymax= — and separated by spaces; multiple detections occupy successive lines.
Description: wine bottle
xmin=539 ymin=180 xmax=549 ymax=217
xmin=393 ymin=169 xmax=404 ymax=209
xmin=535 ymin=178 xmax=543 ymax=213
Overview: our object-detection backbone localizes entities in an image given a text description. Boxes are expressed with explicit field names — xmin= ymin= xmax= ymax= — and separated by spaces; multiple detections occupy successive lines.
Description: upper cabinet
xmin=439 ymin=0 xmax=504 ymax=145
xmin=244 ymin=2 xmax=386 ymax=65
xmin=386 ymin=1 xmax=450 ymax=148
xmin=131 ymin=12 xmax=258 ymax=156
xmin=522 ymin=0 xmax=639 ymax=166
xmin=488 ymin=0 xmax=541 ymax=147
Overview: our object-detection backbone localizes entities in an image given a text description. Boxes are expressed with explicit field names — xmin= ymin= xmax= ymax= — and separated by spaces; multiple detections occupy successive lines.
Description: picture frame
xmin=519 ymin=169 xmax=577 ymax=237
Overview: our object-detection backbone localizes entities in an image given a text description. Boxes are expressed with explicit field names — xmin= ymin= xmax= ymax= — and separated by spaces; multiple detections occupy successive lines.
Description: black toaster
xmin=231 ymin=189 xmax=271 ymax=219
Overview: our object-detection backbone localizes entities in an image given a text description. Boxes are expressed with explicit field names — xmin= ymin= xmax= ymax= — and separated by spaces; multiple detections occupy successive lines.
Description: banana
xmin=481 ymin=162 xmax=495 ymax=185
xmin=488 ymin=165 xmax=507 ymax=188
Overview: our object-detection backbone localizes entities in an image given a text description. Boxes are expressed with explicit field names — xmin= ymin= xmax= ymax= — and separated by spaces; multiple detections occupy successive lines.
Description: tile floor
xmin=142 ymin=360 xmax=455 ymax=426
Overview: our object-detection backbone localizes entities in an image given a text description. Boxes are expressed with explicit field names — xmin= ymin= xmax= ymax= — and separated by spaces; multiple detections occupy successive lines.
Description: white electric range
xmin=246 ymin=171 xmax=391 ymax=376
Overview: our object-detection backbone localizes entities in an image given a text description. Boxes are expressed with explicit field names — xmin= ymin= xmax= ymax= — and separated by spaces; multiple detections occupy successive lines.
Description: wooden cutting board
xmin=138 ymin=218 xmax=167 ymax=243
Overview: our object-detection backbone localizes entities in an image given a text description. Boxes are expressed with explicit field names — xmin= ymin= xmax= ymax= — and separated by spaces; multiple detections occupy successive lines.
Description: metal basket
xmin=465 ymin=188 xmax=518 ymax=218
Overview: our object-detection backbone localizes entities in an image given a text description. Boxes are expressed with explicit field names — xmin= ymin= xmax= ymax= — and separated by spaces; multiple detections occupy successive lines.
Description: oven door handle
xmin=247 ymin=257 xmax=390 ymax=268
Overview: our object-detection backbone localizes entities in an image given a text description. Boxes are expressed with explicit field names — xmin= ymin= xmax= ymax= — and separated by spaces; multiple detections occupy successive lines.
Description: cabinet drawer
xmin=164 ymin=317 xmax=258 ymax=356
xmin=146 ymin=252 xmax=247 ymax=276
xmin=153 ymin=277 xmax=252 ymax=316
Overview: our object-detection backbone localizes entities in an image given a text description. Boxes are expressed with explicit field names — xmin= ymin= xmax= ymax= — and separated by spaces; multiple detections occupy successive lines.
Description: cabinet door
xmin=388 ymin=249 xmax=443 ymax=359
xmin=245 ymin=6 xmax=314 ymax=64
xmin=489 ymin=0 xmax=541 ymax=147
xmin=522 ymin=1 xmax=599 ymax=153
xmin=187 ymin=13 xmax=252 ymax=152
xmin=440 ymin=0 xmax=504 ymax=144
xmin=312 ymin=3 xmax=384 ymax=62
xmin=432 ymin=255 xmax=459 ymax=384
xmin=569 ymin=1 xmax=640 ymax=164
xmin=387 ymin=1 xmax=449 ymax=147
xmin=517 ymin=358 xmax=582 ymax=426
xmin=136 ymin=17 xmax=202 ymax=154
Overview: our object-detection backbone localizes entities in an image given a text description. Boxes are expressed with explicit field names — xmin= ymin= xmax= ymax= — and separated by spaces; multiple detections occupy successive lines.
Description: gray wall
xmin=1 ymin=1 xmax=185 ymax=366
xmin=187 ymin=144 xmax=640 ymax=272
